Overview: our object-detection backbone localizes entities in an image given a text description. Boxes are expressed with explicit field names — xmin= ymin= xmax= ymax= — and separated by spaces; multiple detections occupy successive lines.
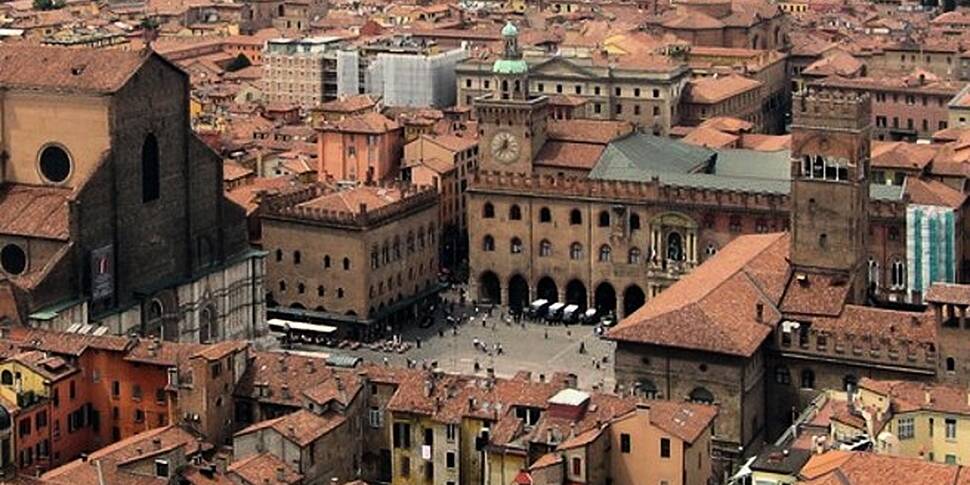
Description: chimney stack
xmin=756 ymin=302 xmax=764 ymax=323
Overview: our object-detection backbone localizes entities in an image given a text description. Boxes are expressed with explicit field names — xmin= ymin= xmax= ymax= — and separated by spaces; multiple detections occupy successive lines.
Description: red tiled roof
xmin=227 ymin=452 xmax=302 ymax=485
xmin=546 ymin=119 xmax=633 ymax=144
xmin=0 ymin=45 xmax=150 ymax=94
xmin=607 ymin=233 xmax=787 ymax=357
xmin=0 ymin=184 xmax=72 ymax=240
xmin=904 ymin=177 xmax=967 ymax=208
xmin=533 ymin=141 xmax=605 ymax=171
xmin=298 ymin=186 xmax=405 ymax=214
xmin=798 ymin=450 xmax=962 ymax=485
xmin=926 ymin=283 xmax=970 ymax=305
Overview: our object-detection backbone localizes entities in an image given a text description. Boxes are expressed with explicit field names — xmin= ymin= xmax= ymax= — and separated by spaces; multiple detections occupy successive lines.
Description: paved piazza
xmin=274 ymin=287 xmax=617 ymax=392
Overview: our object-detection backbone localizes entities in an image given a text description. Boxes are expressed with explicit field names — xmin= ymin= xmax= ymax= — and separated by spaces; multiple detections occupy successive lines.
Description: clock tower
xmin=475 ymin=21 xmax=549 ymax=175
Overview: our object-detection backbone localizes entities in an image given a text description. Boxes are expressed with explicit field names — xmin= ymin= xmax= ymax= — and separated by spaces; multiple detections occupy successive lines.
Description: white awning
xmin=267 ymin=318 xmax=337 ymax=334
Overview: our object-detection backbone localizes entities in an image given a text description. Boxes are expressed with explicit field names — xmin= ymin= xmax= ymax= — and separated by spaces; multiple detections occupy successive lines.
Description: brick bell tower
xmin=789 ymin=87 xmax=872 ymax=304
xmin=475 ymin=20 xmax=548 ymax=175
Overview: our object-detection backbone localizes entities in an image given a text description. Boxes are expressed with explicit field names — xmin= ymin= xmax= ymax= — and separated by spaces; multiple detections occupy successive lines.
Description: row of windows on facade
xmin=868 ymin=258 xmax=907 ymax=289
xmin=483 ymin=203 xmax=642 ymax=228
xmin=874 ymin=116 xmax=947 ymax=132
xmin=275 ymin=250 xmax=352 ymax=270
xmin=369 ymin=262 xmax=435 ymax=298
xmin=278 ymin=281 xmax=345 ymax=299
xmin=465 ymin=78 xmax=664 ymax=99
xmin=481 ymin=235 xmax=712 ymax=262
xmin=874 ymin=90 xmax=948 ymax=106
xmin=482 ymin=203 xmax=777 ymax=234
xmin=371 ymin=227 xmax=437 ymax=270
xmin=895 ymin=415 xmax=960 ymax=445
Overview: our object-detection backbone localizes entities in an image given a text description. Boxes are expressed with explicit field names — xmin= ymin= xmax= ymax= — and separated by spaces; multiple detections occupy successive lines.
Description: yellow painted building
xmin=856 ymin=378 xmax=970 ymax=466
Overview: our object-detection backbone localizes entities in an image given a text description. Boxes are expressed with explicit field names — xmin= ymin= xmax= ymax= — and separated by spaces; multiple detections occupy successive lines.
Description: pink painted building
xmin=317 ymin=112 xmax=404 ymax=183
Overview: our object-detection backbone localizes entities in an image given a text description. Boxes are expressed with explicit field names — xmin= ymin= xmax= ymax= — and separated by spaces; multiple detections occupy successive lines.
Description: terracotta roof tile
xmin=926 ymin=283 xmax=970 ymax=305
xmin=798 ymin=450 xmax=962 ymax=484
xmin=607 ymin=233 xmax=787 ymax=356
xmin=0 ymin=45 xmax=149 ymax=94
xmin=298 ymin=186 xmax=405 ymax=214
xmin=686 ymin=74 xmax=762 ymax=104
xmin=779 ymin=273 xmax=852 ymax=317
xmin=0 ymin=184 xmax=72 ymax=240
xmin=533 ymin=141 xmax=605 ymax=170
xmin=546 ymin=119 xmax=634 ymax=144
xmin=904 ymin=177 xmax=967 ymax=208
xmin=227 ymin=452 xmax=302 ymax=485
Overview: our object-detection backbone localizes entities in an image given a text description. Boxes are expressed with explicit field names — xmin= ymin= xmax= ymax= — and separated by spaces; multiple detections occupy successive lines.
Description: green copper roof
xmin=502 ymin=21 xmax=518 ymax=37
xmin=493 ymin=58 xmax=528 ymax=74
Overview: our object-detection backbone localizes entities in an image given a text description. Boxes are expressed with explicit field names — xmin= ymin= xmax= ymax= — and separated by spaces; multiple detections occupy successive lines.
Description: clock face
xmin=490 ymin=131 xmax=521 ymax=164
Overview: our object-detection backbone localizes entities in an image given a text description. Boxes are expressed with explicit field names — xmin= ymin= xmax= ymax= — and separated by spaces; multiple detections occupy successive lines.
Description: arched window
xmin=705 ymin=242 xmax=717 ymax=256
xmin=483 ymin=202 xmax=495 ymax=218
xmin=868 ymin=257 xmax=879 ymax=290
xmin=393 ymin=237 xmax=401 ymax=260
xmin=483 ymin=235 xmax=495 ymax=252
xmin=888 ymin=226 xmax=899 ymax=241
xmin=407 ymin=232 xmax=415 ymax=253
xmin=199 ymin=305 xmax=217 ymax=344
xmin=891 ymin=259 xmax=905 ymax=289
xmin=509 ymin=205 xmax=522 ymax=220
xmin=293 ymin=251 xmax=301 ymax=265
xmin=801 ymin=369 xmax=815 ymax=389
xmin=343 ymin=258 xmax=350 ymax=270
xmin=628 ymin=247 xmax=642 ymax=264
xmin=371 ymin=249 xmax=379 ymax=269
xmin=275 ymin=249 xmax=282 ymax=262
xmin=510 ymin=237 xmax=523 ymax=254
xmin=570 ymin=242 xmax=583 ymax=260
xmin=539 ymin=207 xmax=552 ymax=223
xmin=569 ymin=209 xmax=582 ymax=225
xmin=775 ymin=365 xmax=791 ymax=385
xmin=598 ymin=245 xmax=612 ymax=262
xmin=689 ymin=387 xmax=715 ymax=404
xmin=149 ymin=300 xmax=163 ymax=320
xmin=666 ymin=232 xmax=684 ymax=261
xmin=324 ymin=255 xmax=331 ymax=268
xmin=317 ymin=285 xmax=325 ymax=297
xmin=598 ymin=211 xmax=610 ymax=227
xmin=142 ymin=134 xmax=160 ymax=203
xmin=947 ymin=357 xmax=956 ymax=372
xmin=279 ymin=281 xmax=286 ymax=292
xmin=629 ymin=213 xmax=641 ymax=231
xmin=1 ymin=370 xmax=12 ymax=386
xmin=539 ymin=239 xmax=552 ymax=257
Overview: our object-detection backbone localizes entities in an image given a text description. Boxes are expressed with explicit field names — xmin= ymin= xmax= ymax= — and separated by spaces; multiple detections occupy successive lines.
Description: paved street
xmin=275 ymin=288 xmax=617 ymax=392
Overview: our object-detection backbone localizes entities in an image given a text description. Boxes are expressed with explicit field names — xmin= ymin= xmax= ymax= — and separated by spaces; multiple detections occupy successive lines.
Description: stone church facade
xmin=0 ymin=45 xmax=266 ymax=343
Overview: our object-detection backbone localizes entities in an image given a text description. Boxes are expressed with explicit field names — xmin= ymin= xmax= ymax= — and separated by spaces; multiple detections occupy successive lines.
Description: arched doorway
xmin=508 ymin=274 xmax=529 ymax=312
xmin=565 ymin=279 xmax=587 ymax=310
xmin=594 ymin=282 xmax=617 ymax=315
xmin=623 ymin=285 xmax=646 ymax=317
xmin=537 ymin=277 xmax=558 ymax=302
xmin=479 ymin=272 xmax=501 ymax=304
